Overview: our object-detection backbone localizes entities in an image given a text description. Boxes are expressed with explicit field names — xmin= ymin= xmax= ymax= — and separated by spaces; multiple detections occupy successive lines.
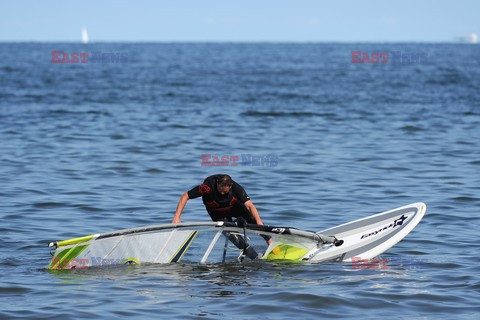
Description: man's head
xmin=216 ymin=174 xmax=233 ymax=195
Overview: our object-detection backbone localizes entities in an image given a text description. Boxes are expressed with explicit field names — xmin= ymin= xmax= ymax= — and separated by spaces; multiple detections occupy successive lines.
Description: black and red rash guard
xmin=187 ymin=174 xmax=251 ymax=221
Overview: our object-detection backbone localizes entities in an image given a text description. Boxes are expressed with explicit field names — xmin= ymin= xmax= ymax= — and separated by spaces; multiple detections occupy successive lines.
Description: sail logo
xmin=360 ymin=215 xmax=408 ymax=239
xmin=51 ymin=51 xmax=129 ymax=63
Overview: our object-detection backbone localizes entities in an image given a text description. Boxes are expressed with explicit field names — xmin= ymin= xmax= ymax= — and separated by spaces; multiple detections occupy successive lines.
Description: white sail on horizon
xmin=81 ymin=27 xmax=89 ymax=44
xmin=468 ymin=33 xmax=478 ymax=44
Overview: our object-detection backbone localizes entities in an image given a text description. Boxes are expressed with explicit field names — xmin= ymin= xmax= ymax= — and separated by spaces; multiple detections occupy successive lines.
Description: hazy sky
xmin=0 ymin=0 xmax=478 ymax=42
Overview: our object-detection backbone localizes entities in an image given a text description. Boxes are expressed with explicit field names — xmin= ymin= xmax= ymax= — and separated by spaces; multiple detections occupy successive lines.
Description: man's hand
xmin=172 ymin=192 xmax=189 ymax=224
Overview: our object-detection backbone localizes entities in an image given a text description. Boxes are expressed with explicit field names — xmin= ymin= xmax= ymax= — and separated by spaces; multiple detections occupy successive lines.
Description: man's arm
xmin=244 ymin=199 xmax=273 ymax=246
xmin=172 ymin=192 xmax=189 ymax=223
xmin=172 ymin=182 xmax=209 ymax=223
xmin=243 ymin=200 xmax=263 ymax=225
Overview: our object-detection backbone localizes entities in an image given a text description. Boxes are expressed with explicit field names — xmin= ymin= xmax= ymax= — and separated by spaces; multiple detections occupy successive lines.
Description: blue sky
xmin=0 ymin=0 xmax=478 ymax=42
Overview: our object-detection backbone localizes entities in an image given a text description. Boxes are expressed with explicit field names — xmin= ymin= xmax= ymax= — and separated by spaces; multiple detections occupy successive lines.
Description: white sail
xmin=468 ymin=33 xmax=478 ymax=44
xmin=47 ymin=203 xmax=426 ymax=269
xmin=81 ymin=27 xmax=89 ymax=44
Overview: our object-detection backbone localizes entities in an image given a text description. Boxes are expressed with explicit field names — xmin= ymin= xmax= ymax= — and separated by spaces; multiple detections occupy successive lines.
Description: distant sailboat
xmin=468 ymin=33 xmax=478 ymax=44
xmin=454 ymin=32 xmax=478 ymax=44
xmin=81 ymin=27 xmax=89 ymax=44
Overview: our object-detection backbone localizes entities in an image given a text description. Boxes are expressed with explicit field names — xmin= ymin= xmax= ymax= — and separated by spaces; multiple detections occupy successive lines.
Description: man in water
xmin=172 ymin=174 xmax=267 ymax=259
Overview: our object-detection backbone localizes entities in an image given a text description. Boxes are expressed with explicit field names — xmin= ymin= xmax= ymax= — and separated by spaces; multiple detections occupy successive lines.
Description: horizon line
xmin=0 ymin=40 xmax=474 ymax=44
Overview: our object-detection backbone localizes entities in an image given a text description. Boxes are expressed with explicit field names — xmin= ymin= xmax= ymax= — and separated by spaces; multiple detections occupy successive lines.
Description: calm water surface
xmin=0 ymin=43 xmax=479 ymax=319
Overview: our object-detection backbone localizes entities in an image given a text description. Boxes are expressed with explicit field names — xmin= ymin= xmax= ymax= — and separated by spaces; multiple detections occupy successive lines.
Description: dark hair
xmin=217 ymin=174 xmax=233 ymax=187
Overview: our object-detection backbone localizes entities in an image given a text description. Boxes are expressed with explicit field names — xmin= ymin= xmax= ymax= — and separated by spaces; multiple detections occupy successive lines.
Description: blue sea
xmin=0 ymin=43 xmax=479 ymax=319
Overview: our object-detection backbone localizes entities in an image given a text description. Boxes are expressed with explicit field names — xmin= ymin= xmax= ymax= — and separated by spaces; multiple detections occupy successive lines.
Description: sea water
xmin=0 ymin=43 xmax=479 ymax=319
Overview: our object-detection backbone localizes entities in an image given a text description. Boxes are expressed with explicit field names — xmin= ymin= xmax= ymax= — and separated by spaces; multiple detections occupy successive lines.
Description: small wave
xmin=0 ymin=227 xmax=14 ymax=233
xmin=0 ymin=93 xmax=15 ymax=100
xmin=413 ymin=239 xmax=443 ymax=246
xmin=144 ymin=168 xmax=165 ymax=174
xmin=110 ymin=134 xmax=126 ymax=140
xmin=400 ymin=125 xmax=424 ymax=132
xmin=85 ymin=110 xmax=112 ymax=116
xmin=455 ymin=140 xmax=475 ymax=145
xmin=0 ymin=66 xmax=22 ymax=73
xmin=106 ymin=166 xmax=131 ymax=172
xmin=61 ymin=191 xmax=99 ymax=196
xmin=272 ymin=92 xmax=313 ymax=100
xmin=170 ymin=124 xmax=188 ymax=128
xmin=425 ymin=68 xmax=466 ymax=86
xmin=0 ymin=286 xmax=31 ymax=296
xmin=241 ymin=110 xmax=325 ymax=117
xmin=123 ymin=146 xmax=146 ymax=154
xmin=427 ymin=261 xmax=464 ymax=270
xmin=45 ymin=109 xmax=111 ymax=116
xmin=17 ymin=244 xmax=43 ymax=251
xmin=32 ymin=202 xmax=103 ymax=211
xmin=0 ymin=257 xmax=22 ymax=267
xmin=33 ymin=202 xmax=68 ymax=209
xmin=23 ymin=188 xmax=48 ymax=195
xmin=167 ymin=81 xmax=193 ymax=87
xmin=377 ymin=166 xmax=411 ymax=172
xmin=469 ymin=283 xmax=480 ymax=290
xmin=23 ymin=94 xmax=45 ymax=102
xmin=1 ymin=214 xmax=23 ymax=220
xmin=45 ymin=109 xmax=79 ymax=115
xmin=73 ymin=204 xmax=103 ymax=212
xmin=450 ymin=196 xmax=480 ymax=202
xmin=394 ymin=250 xmax=429 ymax=255
xmin=255 ymin=292 xmax=351 ymax=308
xmin=463 ymin=111 xmax=480 ymax=116
xmin=271 ymin=210 xmax=310 ymax=219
